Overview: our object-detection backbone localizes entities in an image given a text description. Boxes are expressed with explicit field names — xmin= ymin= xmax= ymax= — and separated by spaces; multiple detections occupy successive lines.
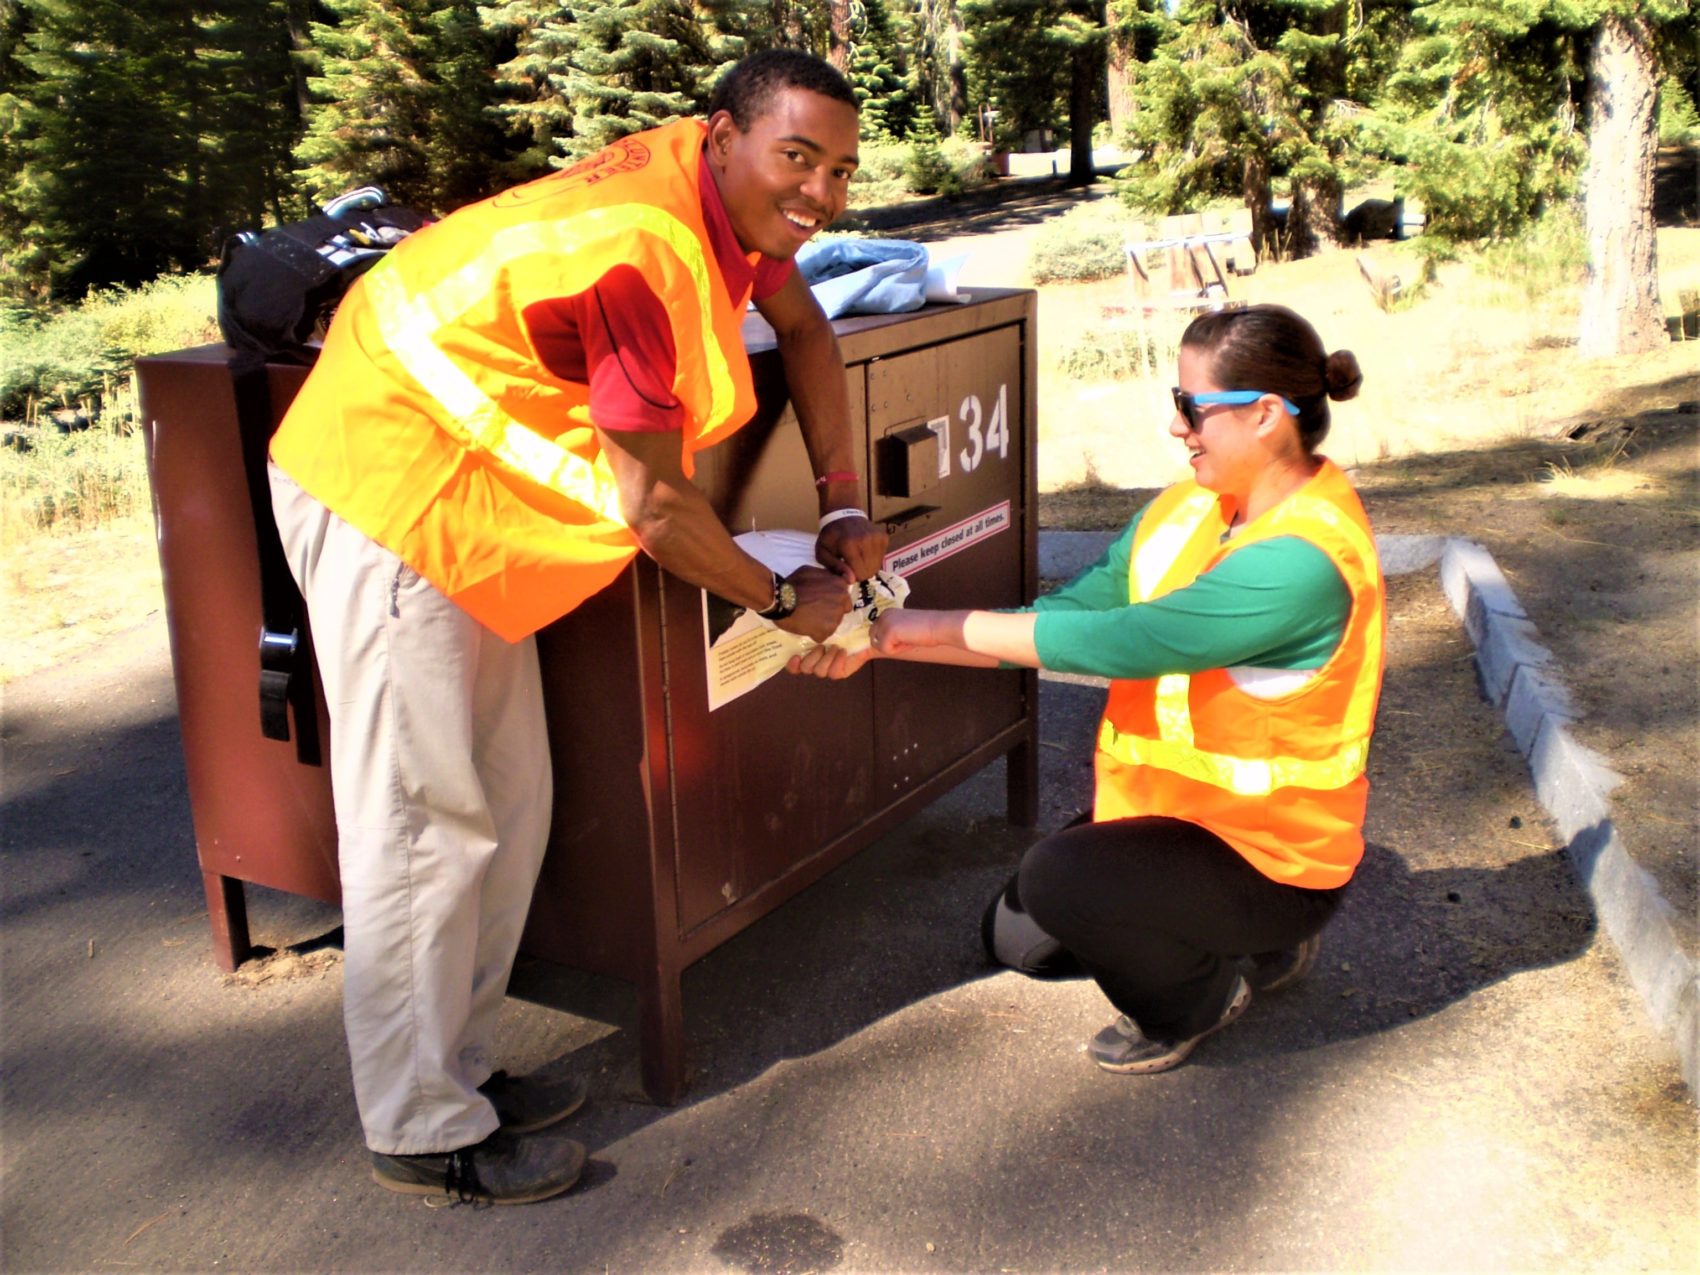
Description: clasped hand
xmin=816 ymin=513 xmax=887 ymax=583
xmin=773 ymin=564 xmax=855 ymax=643
xmin=787 ymin=608 xmax=934 ymax=680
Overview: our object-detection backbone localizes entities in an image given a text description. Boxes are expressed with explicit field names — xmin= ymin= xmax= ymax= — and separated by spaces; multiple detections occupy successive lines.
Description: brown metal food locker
xmin=136 ymin=287 xmax=1040 ymax=1103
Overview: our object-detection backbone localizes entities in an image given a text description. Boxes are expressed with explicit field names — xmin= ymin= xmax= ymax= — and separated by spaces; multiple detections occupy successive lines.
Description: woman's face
xmin=1170 ymin=345 xmax=1271 ymax=498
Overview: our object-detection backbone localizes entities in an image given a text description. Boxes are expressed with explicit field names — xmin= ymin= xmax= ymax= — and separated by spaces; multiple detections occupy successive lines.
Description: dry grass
xmin=1 ymin=509 xmax=163 ymax=682
xmin=1026 ymin=226 xmax=1700 ymax=495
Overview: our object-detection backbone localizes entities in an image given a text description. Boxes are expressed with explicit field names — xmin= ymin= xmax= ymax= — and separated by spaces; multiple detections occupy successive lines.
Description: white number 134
xmin=957 ymin=384 xmax=1009 ymax=473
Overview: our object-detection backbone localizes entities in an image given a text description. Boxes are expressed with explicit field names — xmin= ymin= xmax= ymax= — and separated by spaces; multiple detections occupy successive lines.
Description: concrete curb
xmin=1436 ymin=536 xmax=1698 ymax=1095
xmin=1036 ymin=528 xmax=1696 ymax=1092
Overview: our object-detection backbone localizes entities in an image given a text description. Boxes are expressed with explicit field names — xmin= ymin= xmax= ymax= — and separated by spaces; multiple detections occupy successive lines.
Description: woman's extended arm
xmin=874 ymin=608 xmax=1038 ymax=666
xmin=786 ymin=608 xmax=1032 ymax=679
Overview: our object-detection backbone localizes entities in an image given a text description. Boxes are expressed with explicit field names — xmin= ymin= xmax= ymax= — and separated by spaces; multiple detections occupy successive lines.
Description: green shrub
xmin=0 ymin=274 xmax=217 ymax=425
xmin=849 ymin=141 xmax=913 ymax=209
xmin=1055 ymin=326 xmax=1167 ymax=381
xmin=1027 ymin=201 xmax=1142 ymax=284
xmin=1473 ymin=204 xmax=1586 ymax=307
xmin=1657 ymin=76 xmax=1699 ymax=145
xmin=905 ymin=140 xmax=955 ymax=196
xmin=855 ymin=141 xmax=910 ymax=185
xmin=899 ymin=137 xmax=994 ymax=199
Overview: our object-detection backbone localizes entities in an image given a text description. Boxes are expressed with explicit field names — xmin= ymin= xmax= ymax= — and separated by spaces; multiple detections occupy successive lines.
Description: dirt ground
xmin=4 ymin=176 xmax=1696 ymax=960
xmin=1359 ymin=402 xmax=1699 ymax=953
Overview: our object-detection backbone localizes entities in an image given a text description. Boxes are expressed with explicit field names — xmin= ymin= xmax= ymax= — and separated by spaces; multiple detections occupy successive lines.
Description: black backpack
xmin=216 ymin=186 xmax=432 ymax=362
xmin=215 ymin=187 xmax=432 ymax=764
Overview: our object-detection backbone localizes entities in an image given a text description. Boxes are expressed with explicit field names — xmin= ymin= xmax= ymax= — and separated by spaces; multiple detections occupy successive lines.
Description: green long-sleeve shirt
xmin=1024 ymin=505 xmax=1351 ymax=682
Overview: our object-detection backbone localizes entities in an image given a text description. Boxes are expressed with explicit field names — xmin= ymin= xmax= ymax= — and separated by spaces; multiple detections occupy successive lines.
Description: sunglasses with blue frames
xmin=1171 ymin=388 xmax=1300 ymax=430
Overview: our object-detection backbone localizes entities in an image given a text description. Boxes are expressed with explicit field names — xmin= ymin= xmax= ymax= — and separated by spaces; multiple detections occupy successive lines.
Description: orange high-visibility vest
xmin=270 ymin=119 xmax=761 ymax=641
xmin=1093 ymin=460 xmax=1386 ymax=888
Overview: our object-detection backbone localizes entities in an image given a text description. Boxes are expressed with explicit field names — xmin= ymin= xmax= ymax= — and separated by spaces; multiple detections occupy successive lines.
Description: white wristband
xmin=819 ymin=507 xmax=867 ymax=530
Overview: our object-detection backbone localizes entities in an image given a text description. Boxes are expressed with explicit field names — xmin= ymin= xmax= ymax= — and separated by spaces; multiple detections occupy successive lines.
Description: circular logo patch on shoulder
xmin=492 ymin=138 xmax=653 ymax=207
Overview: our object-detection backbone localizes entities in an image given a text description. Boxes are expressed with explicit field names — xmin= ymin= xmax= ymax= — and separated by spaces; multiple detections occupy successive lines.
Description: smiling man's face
xmin=706 ymin=86 xmax=860 ymax=260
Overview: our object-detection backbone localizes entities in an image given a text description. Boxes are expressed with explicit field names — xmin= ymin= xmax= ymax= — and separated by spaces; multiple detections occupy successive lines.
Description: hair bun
xmin=1323 ymin=350 xmax=1362 ymax=402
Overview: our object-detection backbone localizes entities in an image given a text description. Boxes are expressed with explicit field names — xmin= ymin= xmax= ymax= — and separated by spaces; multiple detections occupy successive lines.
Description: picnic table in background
xmin=1121 ymin=210 xmax=1257 ymax=317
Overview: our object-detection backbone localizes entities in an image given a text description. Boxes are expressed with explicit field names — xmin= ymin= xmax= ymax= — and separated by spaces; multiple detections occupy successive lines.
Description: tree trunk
xmin=828 ymin=0 xmax=851 ymax=72
xmin=1287 ymin=176 xmax=1344 ymax=258
xmin=1243 ymin=150 xmax=1279 ymax=260
xmin=285 ymin=0 xmax=314 ymax=116
xmin=1106 ymin=34 xmax=1134 ymax=139
xmin=1066 ymin=37 xmax=1097 ymax=186
xmin=1577 ymin=11 xmax=1664 ymax=358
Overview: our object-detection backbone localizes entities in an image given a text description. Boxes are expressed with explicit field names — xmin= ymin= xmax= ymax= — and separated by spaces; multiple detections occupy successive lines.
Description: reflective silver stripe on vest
xmin=363 ymin=204 xmax=739 ymax=525
xmin=1108 ymin=480 xmax=1381 ymax=795
xmin=1098 ymin=718 xmax=1372 ymax=793
xmin=1129 ymin=488 xmax=1218 ymax=600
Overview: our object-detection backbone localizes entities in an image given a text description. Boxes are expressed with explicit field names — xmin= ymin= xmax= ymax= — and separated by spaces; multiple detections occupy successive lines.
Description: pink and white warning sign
xmin=884 ymin=501 xmax=1011 ymax=577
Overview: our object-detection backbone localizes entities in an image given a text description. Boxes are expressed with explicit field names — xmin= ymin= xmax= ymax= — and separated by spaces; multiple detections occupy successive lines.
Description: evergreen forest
xmin=0 ymin=0 xmax=1694 ymax=304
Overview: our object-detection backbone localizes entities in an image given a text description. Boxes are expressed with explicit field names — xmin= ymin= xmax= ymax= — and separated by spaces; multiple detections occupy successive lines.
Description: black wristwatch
xmin=755 ymin=569 xmax=798 ymax=621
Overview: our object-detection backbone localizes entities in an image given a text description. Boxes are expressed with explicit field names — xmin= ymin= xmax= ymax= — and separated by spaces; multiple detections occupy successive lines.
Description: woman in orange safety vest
xmin=792 ymin=304 xmax=1385 ymax=1074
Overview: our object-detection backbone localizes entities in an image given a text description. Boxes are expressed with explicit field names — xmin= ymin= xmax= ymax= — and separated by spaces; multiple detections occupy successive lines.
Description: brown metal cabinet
xmin=137 ymin=287 xmax=1039 ymax=1103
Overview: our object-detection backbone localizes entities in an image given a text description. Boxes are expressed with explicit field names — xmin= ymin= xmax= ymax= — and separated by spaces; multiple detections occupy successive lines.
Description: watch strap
xmin=754 ymin=569 xmax=797 ymax=621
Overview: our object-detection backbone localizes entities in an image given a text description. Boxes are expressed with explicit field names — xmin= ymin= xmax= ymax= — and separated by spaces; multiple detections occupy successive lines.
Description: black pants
xmin=1018 ymin=816 xmax=1346 ymax=1043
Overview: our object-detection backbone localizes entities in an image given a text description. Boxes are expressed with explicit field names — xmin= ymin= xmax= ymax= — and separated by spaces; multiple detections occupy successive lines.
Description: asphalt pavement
xmin=2 ymin=552 xmax=1695 ymax=1273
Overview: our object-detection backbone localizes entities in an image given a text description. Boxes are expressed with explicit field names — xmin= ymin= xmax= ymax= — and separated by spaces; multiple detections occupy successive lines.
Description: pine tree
xmin=911 ymin=0 xmax=967 ymax=134
xmin=489 ymin=0 xmax=771 ymax=170
xmin=199 ymin=0 xmax=315 ymax=229
xmin=483 ymin=0 xmax=581 ymax=178
xmin=960 ymin=0 xmax=1107 ymax=183
xmin=1114 ymin=0 xmax=1407 ymax=255
xmin=550 ymin=0 xmax=718 ymax=161
xmin=294 ymin=0 xmax=510 ymax=212
xmin=848 ymin=0 xmax=917 ymax=142
xmin=1360 ymin=0 xmax=1590 ymax=241
xmin=0 ymin=0 xmax=41 ymax=295
xmin=9 ymin=0 xmax=207 ymax=296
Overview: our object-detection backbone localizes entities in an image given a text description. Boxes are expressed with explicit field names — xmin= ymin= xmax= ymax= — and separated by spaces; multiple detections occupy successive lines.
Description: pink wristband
xmin=814 ymin=470 xmax=859 ymax=488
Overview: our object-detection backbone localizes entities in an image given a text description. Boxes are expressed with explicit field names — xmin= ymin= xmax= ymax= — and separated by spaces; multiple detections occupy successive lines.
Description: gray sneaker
xmin=1244 ymin=933 xmax=1322 ymax=993
xmin=1089 ymin=975 xmax=1252 ymax=1074
xmin=478 ymin=1068 xmax=587 ymax=1134
xmin=371 ymin=1126 xmax=586 ymax=1206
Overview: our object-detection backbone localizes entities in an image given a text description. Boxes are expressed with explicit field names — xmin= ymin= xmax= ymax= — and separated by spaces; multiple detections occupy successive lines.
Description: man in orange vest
xmin=267 ymin=49 xmax=886 ymax=1205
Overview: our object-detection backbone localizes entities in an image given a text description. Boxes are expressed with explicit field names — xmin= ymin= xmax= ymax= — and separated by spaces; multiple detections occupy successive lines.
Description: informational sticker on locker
xmin=884 ymin=501 xmax=1011 ymax=578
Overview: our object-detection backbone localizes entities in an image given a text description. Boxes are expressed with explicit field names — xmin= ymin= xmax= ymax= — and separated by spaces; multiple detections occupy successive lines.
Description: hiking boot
xmin=478 ymin=1068 xmax=587 ymax=1134
xmin=371 ymin=1126 xmax=586 ymax=1206
xmin=1243 ymin=933 xmax=1322 ymax=993
xmin=1088 ymin=975 xmax=1252 ymax=1075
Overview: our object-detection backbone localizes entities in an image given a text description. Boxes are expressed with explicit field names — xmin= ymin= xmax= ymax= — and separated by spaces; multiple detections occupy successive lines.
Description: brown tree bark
xmin=1287 ymin=177 xmax=1345 ymax=258
xmin=1106 ymin=34 xmax=1135 ymax=139
xmin=1066 ymin=38 xmax=1099 ymax=186
xmin=1242 ymin=150 xmax=1280 ymax=260
xmin=828 ymin=0 xmax=851 ymax=72
xmin=1577 ymin=10 xmax=1665 ymax=358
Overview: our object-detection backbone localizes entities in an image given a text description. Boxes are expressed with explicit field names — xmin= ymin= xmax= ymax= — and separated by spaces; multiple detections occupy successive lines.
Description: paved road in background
xmin=3 ymin=597 xmax=1694 ymax=1272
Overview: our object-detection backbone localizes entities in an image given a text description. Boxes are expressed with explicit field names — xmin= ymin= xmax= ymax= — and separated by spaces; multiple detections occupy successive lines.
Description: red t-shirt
xmin=522 ymin=150 xmax=795 ymax=432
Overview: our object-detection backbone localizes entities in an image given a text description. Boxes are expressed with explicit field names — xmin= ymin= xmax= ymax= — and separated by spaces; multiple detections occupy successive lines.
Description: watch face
xmin=778 ymin=581 xmax=798 ymax=611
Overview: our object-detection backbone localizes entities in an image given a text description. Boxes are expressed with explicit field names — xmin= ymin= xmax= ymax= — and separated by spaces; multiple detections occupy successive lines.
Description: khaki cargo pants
xmin=269 ymin=463 xmax=552 ymax=1156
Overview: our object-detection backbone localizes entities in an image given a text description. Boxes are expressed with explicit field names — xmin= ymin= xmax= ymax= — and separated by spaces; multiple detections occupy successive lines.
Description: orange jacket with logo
xmin=270 ymin=119 xmax=760 ymax=641
xmin=1093 ymin=461 xmax=1386 ymax=888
